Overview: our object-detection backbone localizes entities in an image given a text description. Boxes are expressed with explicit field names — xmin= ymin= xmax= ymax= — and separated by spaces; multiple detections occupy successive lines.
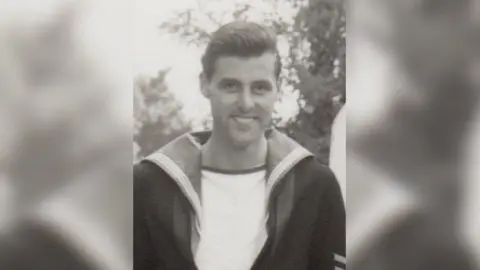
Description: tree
xmin=134 ymin=70 xmax=190 ymax=161
xmin=284 ymin=0 xmax=346 ymax=164
xmin=158 ymin=0 xmax=301 ymax=96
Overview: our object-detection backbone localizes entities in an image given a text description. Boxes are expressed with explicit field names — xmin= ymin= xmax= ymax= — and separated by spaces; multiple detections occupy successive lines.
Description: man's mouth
xmin=232 ymin=115 xmax=256 ymax=124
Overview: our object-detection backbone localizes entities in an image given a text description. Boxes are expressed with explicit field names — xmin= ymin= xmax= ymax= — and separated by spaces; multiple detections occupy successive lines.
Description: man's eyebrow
xmin=251 ymin=79 xmax=273 ymax=85
xmin=218 ymin=78 xmax=242 ymax=83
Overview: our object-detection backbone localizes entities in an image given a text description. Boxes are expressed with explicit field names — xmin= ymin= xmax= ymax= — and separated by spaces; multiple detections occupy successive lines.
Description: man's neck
xmin=202 ymin=131 xmax=267 ymax=171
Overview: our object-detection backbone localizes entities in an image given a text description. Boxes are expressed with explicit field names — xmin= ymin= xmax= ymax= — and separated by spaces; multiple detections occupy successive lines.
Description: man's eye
xmin=253 ymin=84 xmax=271 ymax=93
xmin=222 ymin=82 xmax=239 ymax=92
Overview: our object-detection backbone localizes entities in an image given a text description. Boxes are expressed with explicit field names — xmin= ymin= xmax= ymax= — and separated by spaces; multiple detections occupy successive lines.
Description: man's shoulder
xmin=295 ymin=157 xmax=339 ymax=193
xmin=296 ymin=157 xmax=345 ymax=214
xmin=133 ymin=160 xmax=169 ymax=188
xmin=134 ymin=160 xmax=157 ymax=178
xmin=297 ymin=157 xmax=336 ymax=181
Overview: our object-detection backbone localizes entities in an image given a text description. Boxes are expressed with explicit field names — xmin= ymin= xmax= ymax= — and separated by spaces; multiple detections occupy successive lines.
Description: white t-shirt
xmin=194 ymin=167 xmax=268 ymax=270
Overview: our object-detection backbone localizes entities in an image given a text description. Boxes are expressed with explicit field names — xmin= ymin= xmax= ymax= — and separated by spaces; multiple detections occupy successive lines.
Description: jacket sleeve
xmin=309 ymin=168 xmax=346 ymax=270
xmin=134 ymin=163 xmax=161 ymax=270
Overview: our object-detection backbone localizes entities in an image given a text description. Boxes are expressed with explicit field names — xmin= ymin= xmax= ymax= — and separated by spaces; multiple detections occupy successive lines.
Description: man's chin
xmin=229 ymin=132 xmax=259 ymax=149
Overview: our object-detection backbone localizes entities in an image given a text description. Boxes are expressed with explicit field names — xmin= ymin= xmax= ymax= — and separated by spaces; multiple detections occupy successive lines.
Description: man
xmin=134 ymin=21 xmax=345 ymax=270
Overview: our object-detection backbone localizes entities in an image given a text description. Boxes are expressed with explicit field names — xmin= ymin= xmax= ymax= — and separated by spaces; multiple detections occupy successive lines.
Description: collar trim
xmin=201 ymin=164 xmax=267 ymax=175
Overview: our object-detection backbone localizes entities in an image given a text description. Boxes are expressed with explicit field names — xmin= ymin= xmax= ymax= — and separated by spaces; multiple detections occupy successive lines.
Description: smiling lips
xmin=232 ymin=115 xmax=257 ymax=125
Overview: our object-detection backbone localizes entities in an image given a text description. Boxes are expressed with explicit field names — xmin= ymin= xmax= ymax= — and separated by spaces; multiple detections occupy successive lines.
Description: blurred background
xmin=348 ymin=0 xmax=480 ymax=269
xmin=0 ymin=0 xmax=132 ymax=269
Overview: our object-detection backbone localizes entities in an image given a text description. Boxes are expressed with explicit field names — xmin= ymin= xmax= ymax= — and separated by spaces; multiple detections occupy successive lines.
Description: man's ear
xmin=199 ymin=72 xmax=210 ymax=98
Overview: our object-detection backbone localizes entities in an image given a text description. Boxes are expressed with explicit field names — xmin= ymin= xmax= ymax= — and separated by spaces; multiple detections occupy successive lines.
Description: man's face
xmin=201 ymin=52 xmax=279 ymax=148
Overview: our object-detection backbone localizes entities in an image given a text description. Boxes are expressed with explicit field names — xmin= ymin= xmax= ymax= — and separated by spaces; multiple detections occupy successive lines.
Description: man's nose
xmin=238 ymin=91 xmax=255 ymax=112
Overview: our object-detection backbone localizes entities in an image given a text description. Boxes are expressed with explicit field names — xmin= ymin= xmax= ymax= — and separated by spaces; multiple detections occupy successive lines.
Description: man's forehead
xmin=212 ymin=53 xmax=277 ymax=79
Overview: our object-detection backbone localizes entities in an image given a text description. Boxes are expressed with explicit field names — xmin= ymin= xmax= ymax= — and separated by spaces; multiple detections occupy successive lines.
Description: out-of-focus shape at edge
xmin=330 ymin=105 xmax=346 ymax=204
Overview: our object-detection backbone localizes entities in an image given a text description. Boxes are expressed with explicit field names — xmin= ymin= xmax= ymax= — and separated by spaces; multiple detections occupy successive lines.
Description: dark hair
xmin=201 ymin=21 xmax=281 ymax=80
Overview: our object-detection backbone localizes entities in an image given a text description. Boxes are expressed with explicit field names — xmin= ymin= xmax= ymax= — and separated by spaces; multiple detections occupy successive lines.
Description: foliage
xmin=158 ymin=0 xmax=302 ymax=99
xmin=284 ymin=0 xmax=346 ymax=164
xmin=134 ymin=70 xmax=190 ymax=161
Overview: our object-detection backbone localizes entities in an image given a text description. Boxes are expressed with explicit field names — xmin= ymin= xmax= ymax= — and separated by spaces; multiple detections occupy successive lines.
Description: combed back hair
xmin=201 ymin=21 xmax=282 ymax=80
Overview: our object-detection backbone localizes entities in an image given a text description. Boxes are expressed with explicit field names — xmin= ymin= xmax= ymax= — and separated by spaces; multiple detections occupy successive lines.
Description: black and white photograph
xmin=133 ymin=0 xmax=346 ymax=269
xmin=0 ymin=0 xmax=480 ymax=270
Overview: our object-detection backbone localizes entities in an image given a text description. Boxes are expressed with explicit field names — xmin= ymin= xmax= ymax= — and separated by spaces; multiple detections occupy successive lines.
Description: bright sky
xmin=133 ymin=0 xmax=300 ymax=128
